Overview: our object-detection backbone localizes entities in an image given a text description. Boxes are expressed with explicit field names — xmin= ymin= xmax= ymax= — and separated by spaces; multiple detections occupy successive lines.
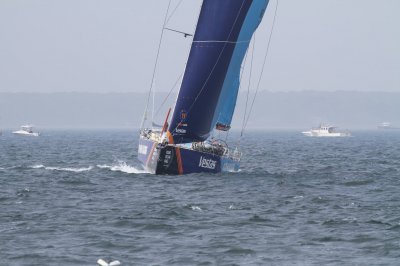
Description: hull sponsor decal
xmin=199 ymin=156 xmax=217 ymax=170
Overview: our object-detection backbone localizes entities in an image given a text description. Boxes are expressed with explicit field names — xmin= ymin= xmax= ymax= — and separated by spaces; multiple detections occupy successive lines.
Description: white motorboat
xmin=302 ymin=124 xmax=351 ymax=137
xmin=377 ymin=122 xmax=399 ymax=130
xmin=12 ymin=125 xmax=40 ymax=137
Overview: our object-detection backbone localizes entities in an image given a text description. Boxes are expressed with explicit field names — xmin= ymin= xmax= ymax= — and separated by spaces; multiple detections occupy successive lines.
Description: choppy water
xmin=1 ymin=130 xmax=400 ymax=265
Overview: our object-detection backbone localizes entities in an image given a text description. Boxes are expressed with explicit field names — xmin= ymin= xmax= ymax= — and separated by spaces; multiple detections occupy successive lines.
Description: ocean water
xmin=1 ymin=130 xmax=399 ymax=265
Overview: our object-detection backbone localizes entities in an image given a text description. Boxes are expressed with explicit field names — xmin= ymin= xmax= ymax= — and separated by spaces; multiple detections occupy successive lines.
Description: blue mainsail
xmin=168 ymin=0 xmax=269 ymax=143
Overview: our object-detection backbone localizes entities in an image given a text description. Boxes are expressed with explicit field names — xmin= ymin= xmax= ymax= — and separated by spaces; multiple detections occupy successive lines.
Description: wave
xmin=26 ymin=162 xmax=148 ymax=174
xmin=97 ymin=161 xmax=149 ymax=174
xmin=45 ymin=166 xmax=94 ymax=173
xmin=184 ymin=204 xmax=203 ymax=212
xmin=190 ymin=205 xmax=202 ymax=211
xmin=29 ymin=164 xmax=93 ymax=173
xmin=31 ymin=164 xmax=45 ymax=169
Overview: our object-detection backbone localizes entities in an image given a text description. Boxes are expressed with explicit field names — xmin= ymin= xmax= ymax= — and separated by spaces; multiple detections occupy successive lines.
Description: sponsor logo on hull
xmin=199 ymin=156 xmax=217 ymax=170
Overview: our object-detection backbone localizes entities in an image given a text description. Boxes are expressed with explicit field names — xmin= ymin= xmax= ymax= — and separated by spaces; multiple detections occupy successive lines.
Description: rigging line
xmin=232 ymin=39 xmax=250 ymax=147
xmin=168 ymin=0 xmax=202 ymax=130
xmin=154 ymin=71 xmax=184 ymax=119
xmin=234 ymin=44 xmax=250 ymax=147
xmin=240 ymin=34 xmax=256 ymax=138
xmin=170 ymin=0 xmax=248 ymax=136
xmin=166 ymin=0 xmax=184 ymax=25
xmin=225 ymin=130 xmax=230 ymax=142
xmin=152 ymin=80 xmax=156 ymax=126
xmin=243 ymin=0 xmax=279 ymax=134
xmin=155 ymin=1 xmax=199 ymax=124
xmin=239 ymin=44 xmax=250 ymax=85
xmin=140 ymin=0 xmax=173 ymax=130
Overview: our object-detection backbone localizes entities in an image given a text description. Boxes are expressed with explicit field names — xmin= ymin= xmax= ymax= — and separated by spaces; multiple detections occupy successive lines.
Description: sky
xmin=0 ymin=0 xmax=399 ymax=93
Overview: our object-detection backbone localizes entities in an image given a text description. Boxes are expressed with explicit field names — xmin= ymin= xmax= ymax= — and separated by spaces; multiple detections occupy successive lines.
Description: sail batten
xmin=168 ymin=0 xmax=269 ymax=144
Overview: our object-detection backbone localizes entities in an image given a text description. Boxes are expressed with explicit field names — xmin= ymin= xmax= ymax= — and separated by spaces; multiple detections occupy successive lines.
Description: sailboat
xmin=138 ymin=0 xmax=271 ymax=174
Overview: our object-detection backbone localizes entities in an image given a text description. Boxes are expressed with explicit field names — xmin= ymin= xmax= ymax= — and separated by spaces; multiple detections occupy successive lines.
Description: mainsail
xmin=168 ymin=0 xmax=269 ymax=143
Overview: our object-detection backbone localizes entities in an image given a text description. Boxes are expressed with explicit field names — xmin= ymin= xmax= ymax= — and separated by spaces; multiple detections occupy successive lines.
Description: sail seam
xmin=193 ymin=40 xmax=250 ymax=44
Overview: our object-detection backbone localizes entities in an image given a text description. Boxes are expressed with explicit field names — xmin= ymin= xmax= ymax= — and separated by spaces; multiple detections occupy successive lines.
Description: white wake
xmin=45 ymin=166 xmax=94 ymax=173
xmin=97 ymin=161 xmax=149 ymax=174
xmin=31 ymin=164 xmax=45 ymax=169
xmin=30 ymin=164 xmax=93 ymax=172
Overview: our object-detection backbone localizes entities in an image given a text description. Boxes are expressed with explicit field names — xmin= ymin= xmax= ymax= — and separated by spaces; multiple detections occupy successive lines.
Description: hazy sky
xmin=1 ymin=0 xmax=399 ymax=93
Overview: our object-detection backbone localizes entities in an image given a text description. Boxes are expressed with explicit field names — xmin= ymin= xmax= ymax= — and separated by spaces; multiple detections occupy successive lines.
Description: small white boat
xmin=12 ymin=125 xmax=40 ymax=137
xmin=302 ymin=124 xmax=351 ymax=137
xmin=377 ymin=122 xmax=399 ymax=130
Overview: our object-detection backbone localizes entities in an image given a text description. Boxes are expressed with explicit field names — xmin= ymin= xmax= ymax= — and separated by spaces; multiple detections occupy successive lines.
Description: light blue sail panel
xmin=214 ymin=0 xmax=269 ymax=130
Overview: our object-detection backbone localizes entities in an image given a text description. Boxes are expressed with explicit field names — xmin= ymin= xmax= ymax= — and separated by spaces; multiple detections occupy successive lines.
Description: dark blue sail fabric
xmin=168 ymin=0 xmax=264 ymax=143
xmin=213 ymin=0 xmax=269 ymax=130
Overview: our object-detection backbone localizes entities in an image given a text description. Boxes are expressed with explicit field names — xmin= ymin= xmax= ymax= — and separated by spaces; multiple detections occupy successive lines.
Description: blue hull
xmin=138 ymin=138 xmax=239 ymax=175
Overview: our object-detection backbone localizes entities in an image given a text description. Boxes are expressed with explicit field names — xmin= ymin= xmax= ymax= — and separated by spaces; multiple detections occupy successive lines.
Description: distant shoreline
xmin=1 ymin=91 xmax=399 ymax=130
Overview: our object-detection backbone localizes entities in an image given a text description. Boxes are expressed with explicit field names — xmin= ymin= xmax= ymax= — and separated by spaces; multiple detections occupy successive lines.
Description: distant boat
xmin=377 ymin=122 xmax=399 ymax=130
xmin=12 ymin=125 xmax=40 ymax=137
xmin=302 ymin=124 xmax=351 ymax=137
